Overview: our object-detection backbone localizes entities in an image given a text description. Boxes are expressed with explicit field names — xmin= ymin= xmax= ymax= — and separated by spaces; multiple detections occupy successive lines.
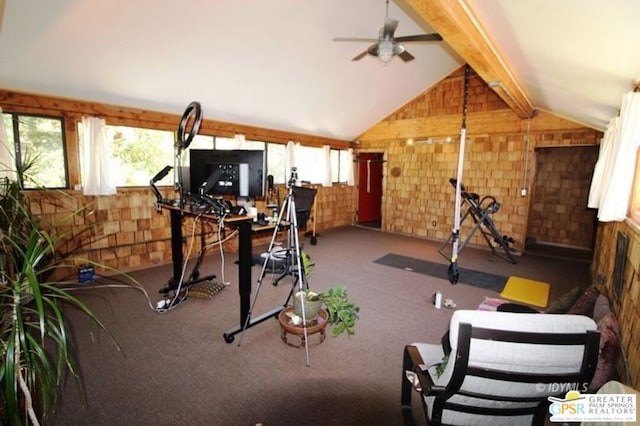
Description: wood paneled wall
xmin=528 ymin=146 xmax=599 ymax=249
xmin=593 ymin=220 xmax=640 ymax=389
xmin=2 ymin=89 xmax=355 ymax=278
xmin=355 ymin=67 xmax=602 ymax=252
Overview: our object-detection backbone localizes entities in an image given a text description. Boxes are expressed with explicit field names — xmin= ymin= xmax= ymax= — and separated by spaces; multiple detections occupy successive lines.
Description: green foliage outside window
xmin=2 ymin=114 xmax=68 ymax=189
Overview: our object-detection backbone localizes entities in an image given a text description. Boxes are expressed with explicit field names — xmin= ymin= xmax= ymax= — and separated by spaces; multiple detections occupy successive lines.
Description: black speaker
xmin=267 ymin=175 xmax=274 ymax=190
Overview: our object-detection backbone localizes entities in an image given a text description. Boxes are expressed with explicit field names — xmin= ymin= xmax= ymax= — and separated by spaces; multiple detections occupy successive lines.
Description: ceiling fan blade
xmin=352 ymin=50 xmax=369 ymax=61
xmin=333 ymin=37 xmax=378 ymax=43
xmin=394 ymin=33 xmax=443 ymax=43
xmin=367 ymin=44 xmax=380 ymax=57
xmin=382 ymin=18 xmax=398 ymax=39
xmin=352 ymin=44 xmax=378 ymax=61
xmin=398 ymin=50 xmax=415 ymax=62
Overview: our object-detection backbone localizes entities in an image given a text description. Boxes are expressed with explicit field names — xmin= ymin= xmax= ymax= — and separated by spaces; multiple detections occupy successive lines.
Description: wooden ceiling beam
xmin=405 ymin=0 xmax=535 ymax=118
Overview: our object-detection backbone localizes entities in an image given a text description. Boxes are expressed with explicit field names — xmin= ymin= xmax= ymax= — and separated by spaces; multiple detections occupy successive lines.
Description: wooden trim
xmin=0 ymin=89 xmax=352 ymax=148
xmin=359 ymin=109 xmax=590 ymax=142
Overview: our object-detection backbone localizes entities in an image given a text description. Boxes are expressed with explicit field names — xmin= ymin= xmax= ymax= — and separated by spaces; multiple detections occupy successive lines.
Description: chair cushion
xmin=588 ymin=312 xmax=620 ymax=392
xmin=545 ymin=285 xmax=582 ymax=313
xmin=448 ymin=310 xmax=597 ymax=353
xmin=442 ymin=310 xmax=598 ymax=396
xmin=592 ymin=293 xmax=612 ymax=322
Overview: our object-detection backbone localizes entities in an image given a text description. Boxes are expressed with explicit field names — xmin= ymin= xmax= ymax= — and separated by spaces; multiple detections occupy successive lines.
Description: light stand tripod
xmin=237 ymin=167 xmax=313 ymax=366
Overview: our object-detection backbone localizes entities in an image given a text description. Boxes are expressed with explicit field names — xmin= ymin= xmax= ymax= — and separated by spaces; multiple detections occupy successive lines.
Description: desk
xmin=159 ymin=203 xmax=283 ymax=343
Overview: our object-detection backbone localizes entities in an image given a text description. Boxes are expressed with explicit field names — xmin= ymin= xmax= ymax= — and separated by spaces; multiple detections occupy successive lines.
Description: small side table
xmin=278 ymin=307 xmax=328 ymax=348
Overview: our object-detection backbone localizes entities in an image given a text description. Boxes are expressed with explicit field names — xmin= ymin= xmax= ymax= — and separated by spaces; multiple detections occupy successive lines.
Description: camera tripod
xmin=237 ymin=167 xmax=313 ymax=366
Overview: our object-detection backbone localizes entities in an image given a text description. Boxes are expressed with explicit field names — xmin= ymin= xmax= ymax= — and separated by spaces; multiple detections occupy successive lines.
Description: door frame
xmin=355 ymin=150 xmax=386 ymax=227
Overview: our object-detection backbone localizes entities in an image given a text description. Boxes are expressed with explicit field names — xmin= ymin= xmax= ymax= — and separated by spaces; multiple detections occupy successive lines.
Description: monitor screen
xmin=188 ymin=149 xmax=265 ymax=198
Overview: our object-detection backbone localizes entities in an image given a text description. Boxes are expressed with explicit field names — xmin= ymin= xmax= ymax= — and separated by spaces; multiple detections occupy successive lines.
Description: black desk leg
xmin=223 ymin=219 xmax=283 ymax=343
xmin=237 ymin=219 xmax=252 ymax=326
xmin=159 ymin=208 xmax=184 ymax=294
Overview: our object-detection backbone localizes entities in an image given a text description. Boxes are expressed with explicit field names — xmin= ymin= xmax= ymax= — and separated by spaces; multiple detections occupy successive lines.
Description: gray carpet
xmin=373 ymin=253 xmax=508 ymax=292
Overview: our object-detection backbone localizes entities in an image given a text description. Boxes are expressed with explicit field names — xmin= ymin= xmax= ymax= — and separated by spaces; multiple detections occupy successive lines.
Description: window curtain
xmin=82 ymin=116 xmax=116 ymax=196
xmin=587 ymin=118 xmax=618 ymax=209
xmin=587 ymin=91 xmax=640 ymax=221
xmin=321 ymin=145 xmax=332 ymax=187
xmin=284 ymin=140 xmax=299 ymax=183
xmin=346 ymin=148 xmax=355 ymax=186
xmin=0 ymin=107 xmax=16 ymax=181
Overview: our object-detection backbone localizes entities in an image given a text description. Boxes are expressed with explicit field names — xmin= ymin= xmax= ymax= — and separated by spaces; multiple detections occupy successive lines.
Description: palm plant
xmin=0 ymin=172 xmax=114 ymax=424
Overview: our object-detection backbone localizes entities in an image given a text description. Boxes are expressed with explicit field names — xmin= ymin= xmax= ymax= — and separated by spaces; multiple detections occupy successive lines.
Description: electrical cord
xmin=217 ymin=213 xmax=232 ymax=286
xmin=156 ymin=213 xmax=202 ymax=313
xmin=65 ymin=207 xmax=240 ymax=314
xmin=159 ymin=210 xmax=238 ymax=310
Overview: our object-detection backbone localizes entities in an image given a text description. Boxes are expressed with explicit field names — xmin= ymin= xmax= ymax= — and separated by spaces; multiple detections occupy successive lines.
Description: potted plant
xmin=0 ymin=168 xmax=125 ymax=425
xmin=291 ymin=251 xmax=360 ymax=337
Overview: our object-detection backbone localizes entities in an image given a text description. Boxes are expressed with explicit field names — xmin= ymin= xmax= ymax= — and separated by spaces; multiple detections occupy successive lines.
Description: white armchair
xmin=401 ymin=310 xmax=600 ymax=425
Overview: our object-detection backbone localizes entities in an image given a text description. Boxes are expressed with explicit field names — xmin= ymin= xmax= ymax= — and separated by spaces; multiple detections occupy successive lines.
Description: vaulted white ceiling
xmin=1 ymin=0 xmax=639 ymax=141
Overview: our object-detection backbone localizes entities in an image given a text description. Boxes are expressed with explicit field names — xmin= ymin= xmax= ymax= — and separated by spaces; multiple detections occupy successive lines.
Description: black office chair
xmin=292 ymin=186 xmax=317 ymax=230
xmin=269 ymin=185 xmax=317 ymax=287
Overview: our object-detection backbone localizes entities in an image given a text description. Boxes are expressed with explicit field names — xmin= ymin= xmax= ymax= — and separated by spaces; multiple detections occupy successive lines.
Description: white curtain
xmin=346 ymin=148 xmax=355 ymax=186
xmin=0 ymin=107 xmax=17 ymax=181
xmin=587 ymin=118 xmax=618 ymax=208
xmin=82 ymin=116 xmax=116 ymax=196
xmin=321 ymin=145 xmax=332 ymax=187
xmin=587 ymin=92 xmax=640 ymax=221
xmin=284 ymin=140 xmax=299 ymax=182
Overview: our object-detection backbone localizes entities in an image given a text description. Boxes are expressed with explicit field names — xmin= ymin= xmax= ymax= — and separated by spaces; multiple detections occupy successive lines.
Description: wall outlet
xmin=520 ymin=188 xmax=527 ymax=197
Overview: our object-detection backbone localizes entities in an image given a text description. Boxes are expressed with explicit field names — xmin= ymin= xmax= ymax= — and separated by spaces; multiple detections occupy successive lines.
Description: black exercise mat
xmin=373 ymin=253 xmax=508 ymax=292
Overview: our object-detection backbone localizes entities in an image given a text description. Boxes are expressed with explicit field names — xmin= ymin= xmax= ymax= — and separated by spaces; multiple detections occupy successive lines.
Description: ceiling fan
xmin=334 ymin=0 xmax=443 ymax=63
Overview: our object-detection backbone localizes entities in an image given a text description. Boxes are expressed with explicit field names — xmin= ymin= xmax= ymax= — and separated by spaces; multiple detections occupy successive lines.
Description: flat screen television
xmin=188 ymin=149 xmax=265 ymax=198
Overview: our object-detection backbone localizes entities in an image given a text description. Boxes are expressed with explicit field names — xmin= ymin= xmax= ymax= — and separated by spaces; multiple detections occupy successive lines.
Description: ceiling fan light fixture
xmin=378 ymin=40 xmax=394 ymax=63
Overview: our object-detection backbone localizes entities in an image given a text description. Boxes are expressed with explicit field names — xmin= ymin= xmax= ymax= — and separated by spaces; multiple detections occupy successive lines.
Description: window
xmin=266 ymin=143 xmax=286 ymax=184
xmin=331 ymin=149 xmax=351 ymax=183
xmin=76 ymin=121 xmax=347 ymax=190
xmin=79 ymin=124 xmax=176 ymax=187
xmin=296 ymin=146 xmax=350 ymax=184
xmin=296 ymin=145 xmax=324 ymax=183
xmin=2 ymin=113 xmax=68 ymax=189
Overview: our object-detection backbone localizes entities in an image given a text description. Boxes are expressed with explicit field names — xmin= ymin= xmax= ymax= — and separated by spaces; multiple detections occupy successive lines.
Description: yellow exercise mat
xmin=500 ymin=276 xmax=550 ymax=308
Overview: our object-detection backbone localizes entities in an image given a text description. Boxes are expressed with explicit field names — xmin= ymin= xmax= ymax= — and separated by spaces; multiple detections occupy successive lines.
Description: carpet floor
xmin=52 ymin=226 xmax=592 ymax=425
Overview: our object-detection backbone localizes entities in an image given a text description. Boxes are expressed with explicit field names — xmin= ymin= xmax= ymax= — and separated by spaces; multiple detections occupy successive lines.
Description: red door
xmin=357 ymin=152 xmax=383 ymax=224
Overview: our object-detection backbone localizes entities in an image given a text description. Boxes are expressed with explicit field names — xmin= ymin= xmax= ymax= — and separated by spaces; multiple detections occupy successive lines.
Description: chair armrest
xmin=404 ymin=345 xmax=446 ymax=394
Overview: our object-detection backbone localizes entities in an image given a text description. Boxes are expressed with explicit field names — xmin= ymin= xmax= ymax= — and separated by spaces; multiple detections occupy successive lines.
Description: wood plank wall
xmin=529 ymin=146 xmax=599 ymax=249
xmin=355 ymin=67 xmax=602 ymax=253
xmin=1 ymin=89 xmax=356 ymax=277
xmin=356 ymin=66 xmax=640 ymax=389
xmin=594 ymin=221 xmax=640 ymax=389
